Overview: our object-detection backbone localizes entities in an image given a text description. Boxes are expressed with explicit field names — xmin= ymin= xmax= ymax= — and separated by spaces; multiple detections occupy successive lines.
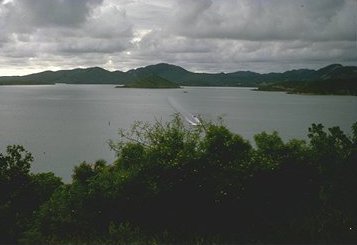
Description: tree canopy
xmin=1 ymin=117 xmax=357 ymax=244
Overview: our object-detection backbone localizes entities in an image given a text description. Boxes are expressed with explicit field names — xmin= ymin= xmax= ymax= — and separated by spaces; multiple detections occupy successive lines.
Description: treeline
xmin=1 ymin=63 xmax=357 ymax=88
xmin=258 ymin=79 xmax=357 ymax=96
xmin=1 ymin=117 xmax=357 ymax=244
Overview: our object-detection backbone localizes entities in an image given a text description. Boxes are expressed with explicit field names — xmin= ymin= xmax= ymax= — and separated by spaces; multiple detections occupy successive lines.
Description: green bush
xmin=2 ymin=117 xmax=357 ymax=243
xmin=0 ymin=145 xmax=63 ymax=244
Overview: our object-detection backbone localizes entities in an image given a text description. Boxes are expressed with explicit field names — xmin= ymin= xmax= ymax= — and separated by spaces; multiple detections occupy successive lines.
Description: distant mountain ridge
xmin=0 ymin=63 xmax=356 ymax=88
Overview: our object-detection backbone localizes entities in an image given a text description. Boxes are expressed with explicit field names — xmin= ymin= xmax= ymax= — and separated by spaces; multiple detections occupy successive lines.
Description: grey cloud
xmin=0 ymin=0 xmax=356 ymax=76
xmin=137 ymin=30 xmax=212 ymax=54
xmin=0 ymin=0 xmax=105 ymax=37
xmin=16 ymin=0 xmax=104 ymax=27
xmin=174 ymin=0 xmax=212 ymax=25
xmin=123 ymin=0 xmax=173 ymax=29
xmin=131 ymin=24 xmax=356 ymax=73
xmin=83 ymin=5 xmax=133 ymax=38
xmin=0 ymin=0 xmax=134 ymax=60
xmin=172 ymin=0 xmax=355 ymax=42
xmin=59 ymin=38 xmax=132 ymax=54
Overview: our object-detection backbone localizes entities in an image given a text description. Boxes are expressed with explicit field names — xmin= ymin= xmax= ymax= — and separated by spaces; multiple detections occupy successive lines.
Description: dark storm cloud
xmin=0 ymin=0 xmax=356 ymax=75
xmin=14 ymin=0 xmax=104 ymax=27
xmin=0 ymin=0 xmax=133 ymax=58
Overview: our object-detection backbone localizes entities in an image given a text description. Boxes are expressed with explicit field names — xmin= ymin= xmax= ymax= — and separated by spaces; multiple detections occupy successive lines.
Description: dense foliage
xmin=1 ymin=117 xmax=357 ymax=244
xmin=0 ymin=146 xmax=62 ymax=243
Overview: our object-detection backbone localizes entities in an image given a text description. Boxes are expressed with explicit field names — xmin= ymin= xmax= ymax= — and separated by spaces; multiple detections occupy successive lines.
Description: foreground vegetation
xmin=1 ymin=117 xmax=357 ymax=244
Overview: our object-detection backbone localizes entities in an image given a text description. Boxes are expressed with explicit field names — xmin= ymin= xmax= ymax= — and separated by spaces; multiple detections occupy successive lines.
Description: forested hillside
xmin=1 ymin=63 xmax=356 ymax=91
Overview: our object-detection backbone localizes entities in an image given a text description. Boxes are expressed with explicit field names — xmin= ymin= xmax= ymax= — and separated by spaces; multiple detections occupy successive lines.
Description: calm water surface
xmin=1 ymin=85 xmax=356 ymax=182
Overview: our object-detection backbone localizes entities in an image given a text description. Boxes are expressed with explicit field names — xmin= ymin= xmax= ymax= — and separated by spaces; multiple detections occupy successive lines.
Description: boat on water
xmin=168 ymin=97 xmax=201 ymax=126
xmin=185 ymin=114 xmax=201 ymax=126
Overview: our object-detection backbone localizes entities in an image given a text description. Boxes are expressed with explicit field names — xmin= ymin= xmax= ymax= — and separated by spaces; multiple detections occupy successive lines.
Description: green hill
xmin=119 ymin=75 xmax=180 ymax=88
xmin=1 ymin=63 xmax=356 ymax=93
xmin=258 ymin=79 xmax=357 ymax=95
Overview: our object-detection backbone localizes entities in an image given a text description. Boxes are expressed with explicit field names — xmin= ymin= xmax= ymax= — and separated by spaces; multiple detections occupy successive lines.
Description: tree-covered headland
xmin=1 ymin=117 xmax=357 ymax=244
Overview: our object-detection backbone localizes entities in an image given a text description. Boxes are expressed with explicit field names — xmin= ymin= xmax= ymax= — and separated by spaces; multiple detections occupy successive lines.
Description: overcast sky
xmin=0 ymin=0 xmax=356 ymax=75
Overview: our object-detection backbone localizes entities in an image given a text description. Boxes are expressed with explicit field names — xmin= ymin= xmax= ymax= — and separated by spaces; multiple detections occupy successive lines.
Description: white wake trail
xmin=167 ymin=97 xmax=200 ymax=126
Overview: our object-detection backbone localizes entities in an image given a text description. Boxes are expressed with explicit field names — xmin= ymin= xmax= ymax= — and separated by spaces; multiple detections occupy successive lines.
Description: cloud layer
xmin=0 ymin=0 xmax=356 ymax=75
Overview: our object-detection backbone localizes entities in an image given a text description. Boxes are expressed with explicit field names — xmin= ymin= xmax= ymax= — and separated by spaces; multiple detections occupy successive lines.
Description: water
xmin=0 ymin=85 xmax=356 ymax=182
